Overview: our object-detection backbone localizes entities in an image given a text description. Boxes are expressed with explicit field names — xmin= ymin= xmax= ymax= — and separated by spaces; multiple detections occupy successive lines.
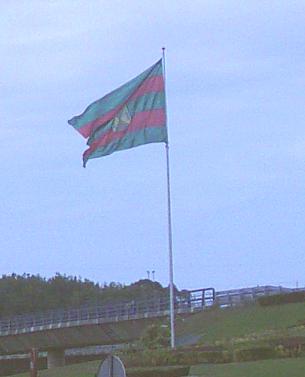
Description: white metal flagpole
xmin=162 ymin=47 xmax=175 ymax=349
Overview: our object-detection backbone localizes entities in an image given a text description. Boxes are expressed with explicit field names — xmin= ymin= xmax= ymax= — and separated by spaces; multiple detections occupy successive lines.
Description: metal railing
xmin=0 ymin=285 xmax=302 ymax=335
xmin=214 ymin=285 xmax=296 ymax=307
xmin=0 ymin=291 xmax=205 ymax=335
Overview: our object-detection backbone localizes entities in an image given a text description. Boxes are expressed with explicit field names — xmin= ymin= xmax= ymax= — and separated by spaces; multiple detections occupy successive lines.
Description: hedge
xmin=127 ymin=366 xmax=190 ymax=377
xmin=258 ymin=291 xmax=305 ymax=306
xmin=234 ymin=347 xmax=277 ymax=362
xmin=121 ymin=348 xmax=233 ymax=367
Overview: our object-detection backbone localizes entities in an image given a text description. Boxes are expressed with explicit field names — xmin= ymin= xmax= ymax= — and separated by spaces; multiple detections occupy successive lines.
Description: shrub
xmin=258 ymin=291 xmax=305 ymax=306
xmin=121 ymin=348 xmax=232 ymax=367
xmin=234 ymin=347 xmax=277 ymax=362
xmin=139 ymin=323 xmax=170 ymax=349
xmin=128 ymin=366 xmax=190 ymax=377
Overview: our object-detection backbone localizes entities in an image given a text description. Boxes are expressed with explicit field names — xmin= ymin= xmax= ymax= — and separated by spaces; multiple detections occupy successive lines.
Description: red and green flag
xmin=68 ymin=59 xmax=167 ymax=167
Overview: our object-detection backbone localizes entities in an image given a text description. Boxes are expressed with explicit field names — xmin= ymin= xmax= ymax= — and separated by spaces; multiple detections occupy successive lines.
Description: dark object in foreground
xmin=97 ymin=355 xmax=126 ymax=377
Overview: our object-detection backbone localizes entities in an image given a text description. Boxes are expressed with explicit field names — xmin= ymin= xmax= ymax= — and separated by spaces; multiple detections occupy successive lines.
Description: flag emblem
xmin=112 ymin=106 xmax=131 ymax=132
xmin=68 ymin=59 xmax=167 ymax=166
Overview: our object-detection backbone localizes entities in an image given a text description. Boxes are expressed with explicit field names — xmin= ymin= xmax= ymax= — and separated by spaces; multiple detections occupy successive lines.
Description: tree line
xmin=0 ymin=273 xmax=176 ymax=318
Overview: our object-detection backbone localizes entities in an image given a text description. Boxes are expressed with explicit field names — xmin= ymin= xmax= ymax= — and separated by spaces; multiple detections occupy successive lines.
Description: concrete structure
xmin=0 ymin=315 xmax=164 ymax=367
xmin=47 ymin=349 xmax=65 ymax=369
xmin=0 ymin=292 xmax=199 ymax=368
xmin=0 ymin=285 xmax=301 ymax=368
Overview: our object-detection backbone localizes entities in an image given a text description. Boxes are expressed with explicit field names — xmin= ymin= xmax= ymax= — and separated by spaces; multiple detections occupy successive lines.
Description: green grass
xmin=10 ymin=360 xmax=100 ymax=377
xmin=11 ymin=357 xmax=305 ymax=377
xmin=11 ymin=362 xmax=188 ymax=377
xmin=189 ymin=356 xmax=305 ymax=376
xmin=177 ymin=302 xmax=305 ymax=343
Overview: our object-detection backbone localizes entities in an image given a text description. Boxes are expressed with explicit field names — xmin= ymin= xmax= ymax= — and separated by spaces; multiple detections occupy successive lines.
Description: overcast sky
xmin=1 ymin=1 xmax=305 ymax=291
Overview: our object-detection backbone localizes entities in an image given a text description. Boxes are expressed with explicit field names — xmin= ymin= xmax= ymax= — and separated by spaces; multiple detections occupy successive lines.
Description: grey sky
xmin=1 ymin=1 xmax=305 ymax=290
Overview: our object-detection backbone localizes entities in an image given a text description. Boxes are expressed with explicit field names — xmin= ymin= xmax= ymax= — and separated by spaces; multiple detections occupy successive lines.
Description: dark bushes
xmin=258 ymin=291 xmax=305 ymax=306
xmin=121 ymin=348 xmax=232 ymax=367
xmin=234 ymin=347 xmax=277 ymax=362
xmin=128 ymin=366 xmax=189 ymax=377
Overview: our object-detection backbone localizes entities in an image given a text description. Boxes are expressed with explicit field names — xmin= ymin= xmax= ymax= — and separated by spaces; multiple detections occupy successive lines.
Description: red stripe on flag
xmin=83 ymin=109 xmax=166 ymax=160
xmin=129 ymin=75 xmax=164 ymax=101
xmin=79 ymin=108 xmax=117 ymax=138
xmin=79 ymin=75 xmax=164 ymax=138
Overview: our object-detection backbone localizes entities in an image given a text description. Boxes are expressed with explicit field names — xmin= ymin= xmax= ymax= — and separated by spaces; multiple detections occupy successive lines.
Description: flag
xmin=68 ymin=59 xmax=167 ymax=167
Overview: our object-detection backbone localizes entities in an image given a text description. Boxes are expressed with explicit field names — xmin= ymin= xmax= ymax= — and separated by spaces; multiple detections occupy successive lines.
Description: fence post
xmin=30 ymin=348 xmax=38 ymax=377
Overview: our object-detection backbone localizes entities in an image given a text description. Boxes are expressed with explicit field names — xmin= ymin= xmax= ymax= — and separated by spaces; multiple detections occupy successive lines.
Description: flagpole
xmin=162 ymin=47 xmax=175 ymax=349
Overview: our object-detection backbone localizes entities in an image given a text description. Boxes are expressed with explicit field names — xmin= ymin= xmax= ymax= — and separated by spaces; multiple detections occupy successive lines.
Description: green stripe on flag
xmin=87 ymin=91 xmax=165 ymax=145
xmin=68 ymin=59 xmax=167 ymax=166
xmin=84 ymin=126 xmax=167 ymax=164
xmin=68 ymin=60 xmax=162 ymax=131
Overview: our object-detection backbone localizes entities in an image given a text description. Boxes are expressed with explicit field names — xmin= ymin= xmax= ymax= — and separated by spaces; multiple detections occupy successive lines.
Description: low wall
xmin=0 ymin=353 xmax=107 ymax=376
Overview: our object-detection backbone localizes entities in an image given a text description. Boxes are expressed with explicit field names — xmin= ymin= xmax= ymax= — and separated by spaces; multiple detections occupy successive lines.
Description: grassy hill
xmin=177 ymin=301 xmax=305 ymax=345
